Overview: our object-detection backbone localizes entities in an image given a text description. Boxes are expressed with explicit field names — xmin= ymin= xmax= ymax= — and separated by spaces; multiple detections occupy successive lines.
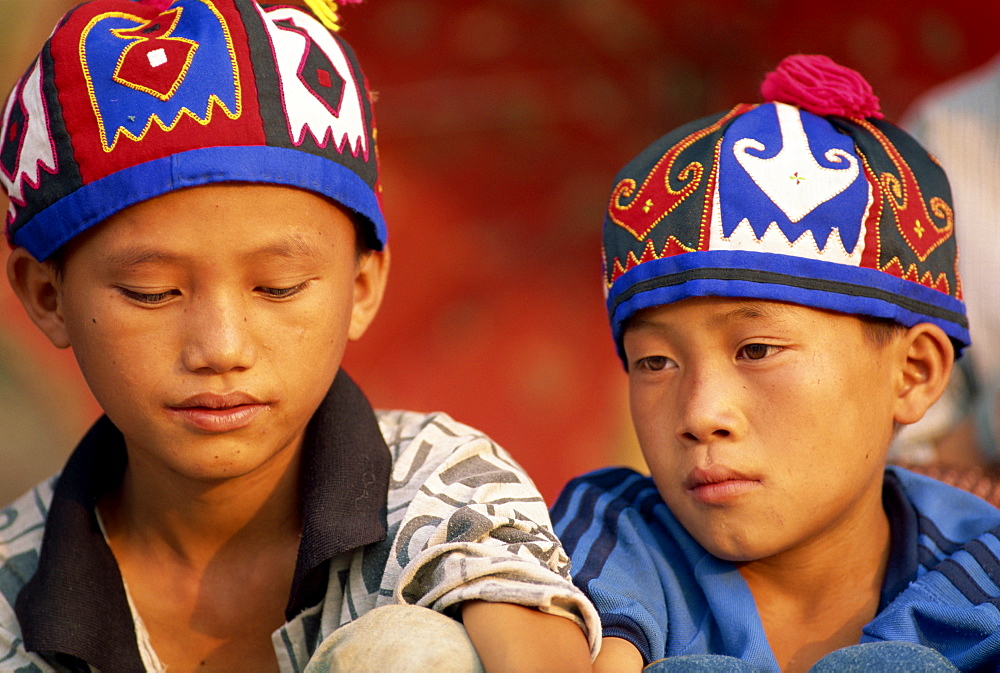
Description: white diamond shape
xmin=147 ymin=48 xmax=168 ymax=68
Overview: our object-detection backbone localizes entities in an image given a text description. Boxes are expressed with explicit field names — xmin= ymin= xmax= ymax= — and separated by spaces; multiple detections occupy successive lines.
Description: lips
xmin=684 ymin=465 xmax=762 ymax=504
xmin=167 ymin=392 xmax=271 ymax=433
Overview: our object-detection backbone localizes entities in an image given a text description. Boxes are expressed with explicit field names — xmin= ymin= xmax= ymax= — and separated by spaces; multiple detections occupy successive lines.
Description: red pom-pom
xmin=760 ymin=54 xmax=882 ymax=119
xmin=136 ymin=0 xmax=174 ymax=11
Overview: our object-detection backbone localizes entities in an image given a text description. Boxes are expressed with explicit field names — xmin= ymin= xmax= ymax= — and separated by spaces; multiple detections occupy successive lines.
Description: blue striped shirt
xmin=551 ymin=465 xmax=1000 ymax=670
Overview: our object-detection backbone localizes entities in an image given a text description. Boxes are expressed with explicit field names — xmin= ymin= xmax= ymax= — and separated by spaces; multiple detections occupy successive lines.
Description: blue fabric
xmin=599 ymin=95 xmax=969 ymax=366
xmin=83 ymin=0 xmax=239 ymax=151
xmin=718 ymin=105 xmax=868 ymax=254
xmin=551 ymin=466 xmax=1000 ymax=671
xmin=879 ymin=471 xmax=920 ymax=611
xmin=643 ymin=642 xmax=958 ymax=672
xmin=606 ymin=250 xmax=970 ymax=362
xmin=13 ymin=145 xmax=388 ymax=261
xmin=645 ymin=654 xmax=758 ymax=672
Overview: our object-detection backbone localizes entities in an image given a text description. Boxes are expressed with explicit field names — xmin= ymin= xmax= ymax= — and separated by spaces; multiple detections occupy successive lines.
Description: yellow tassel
xmin=302 ymin=0 xmax=342 ymax=32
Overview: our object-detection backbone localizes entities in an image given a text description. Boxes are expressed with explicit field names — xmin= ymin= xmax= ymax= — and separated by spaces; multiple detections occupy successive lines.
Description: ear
xmin=892 ymin=322 xmax=954 ymax=425
xmin=348 ymin=246 xmax=390 ymax=341
xmin=6 ymin=247 xmax=72 ymax=349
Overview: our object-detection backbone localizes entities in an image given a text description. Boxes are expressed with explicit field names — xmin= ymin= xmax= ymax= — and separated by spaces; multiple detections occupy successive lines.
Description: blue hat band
xmin=608 ymin=250 xmax=969 ymax=361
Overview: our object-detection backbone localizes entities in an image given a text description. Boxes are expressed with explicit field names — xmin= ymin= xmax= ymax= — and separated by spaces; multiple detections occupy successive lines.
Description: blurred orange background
xmin=2 ymin=0 xmax=998 ymax=504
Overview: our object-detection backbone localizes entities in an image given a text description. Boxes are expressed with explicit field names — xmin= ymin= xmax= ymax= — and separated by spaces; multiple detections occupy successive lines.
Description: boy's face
xmin=622 ymin=297 xmax=901 ymax=564
xmin=37 ymin=183 xmax=386 ymax=482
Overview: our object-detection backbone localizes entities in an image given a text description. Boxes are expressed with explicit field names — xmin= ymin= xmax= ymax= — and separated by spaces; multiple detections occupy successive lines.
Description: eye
xmin=118 ymin=288 xmax=179 ymax=305
xmin=737 ymin=343 xmax=780 ymax=360
xmin=257 ymin=281 xmax=310 ymax=299
xmin=633 ymin=355 xmax=673 ymax=372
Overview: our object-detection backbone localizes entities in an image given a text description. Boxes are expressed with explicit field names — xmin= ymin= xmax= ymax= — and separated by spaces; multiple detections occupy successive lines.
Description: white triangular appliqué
xmin=1 ymin=59 xmax=57 ymax=221
xmin=260 ymin=5 xmax=369 ymax=159
xmin=708 ymin=179 xmax=867 ymax=266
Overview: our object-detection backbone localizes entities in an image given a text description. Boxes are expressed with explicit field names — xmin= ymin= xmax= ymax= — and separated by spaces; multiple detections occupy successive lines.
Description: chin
xmin=168 ymin=457 xmax=269 ymax=483
xmin=702 ymin=544 xmax=755 ymax=563
xmin=163 ymin=438 xmax=296 ymax=483
xmin=692 ymin=529 xmax=772 ymax=563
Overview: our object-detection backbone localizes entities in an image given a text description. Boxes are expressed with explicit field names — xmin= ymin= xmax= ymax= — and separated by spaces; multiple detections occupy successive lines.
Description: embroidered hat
xmin=604 ymin=54 xmax=968 ymax=362
xmin=1 ymin=0 xmax=384 ymax=261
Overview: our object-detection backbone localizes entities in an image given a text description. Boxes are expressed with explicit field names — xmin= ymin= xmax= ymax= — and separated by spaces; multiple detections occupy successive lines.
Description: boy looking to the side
xmin=0 ymin=1 xmax=598 ymax=670
xmin=552 ymin=55 xmax=1000 ymax=672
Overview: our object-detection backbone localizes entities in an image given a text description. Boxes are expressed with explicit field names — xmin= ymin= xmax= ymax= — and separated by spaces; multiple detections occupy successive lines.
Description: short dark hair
xmin=859 ymin=315 xmax=905 ymax=349
xmin=350 ymin=214 xmax=378 ymax=258
xmin=44 ymin=246 xmax=66 ymax=279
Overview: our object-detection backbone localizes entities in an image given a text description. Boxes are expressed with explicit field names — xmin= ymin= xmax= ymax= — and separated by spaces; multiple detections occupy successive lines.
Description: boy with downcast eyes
xmin=0 ymin=1 xmax=597 ymax=670
xmin=552 ymin=55 xmax=1000 ymax=672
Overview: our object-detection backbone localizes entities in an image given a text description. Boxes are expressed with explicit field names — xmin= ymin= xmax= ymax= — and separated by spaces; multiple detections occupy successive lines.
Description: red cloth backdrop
xmin=340 ymin=0 xmax=1000 ymax=500
xmin=2 ymin=0 xmax=998 ymax=503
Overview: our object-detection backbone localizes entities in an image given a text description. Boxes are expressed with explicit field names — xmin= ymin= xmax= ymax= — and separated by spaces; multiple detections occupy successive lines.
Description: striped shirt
xmin=551 ymin=465 xmax=1000 ymax=670
xmin=0 ymin=371 xmax=599 ymax=672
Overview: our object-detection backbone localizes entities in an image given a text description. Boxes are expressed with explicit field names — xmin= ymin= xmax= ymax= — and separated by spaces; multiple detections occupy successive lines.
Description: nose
xmin=180 ymin=292 xmax=256 ymax=374
xmin=675 ymin=367 xmax=746 ymax=445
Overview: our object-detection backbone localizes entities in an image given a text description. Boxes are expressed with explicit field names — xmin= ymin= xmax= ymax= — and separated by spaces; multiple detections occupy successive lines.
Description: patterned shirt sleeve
xmin=1 ymin=481 xmax=58 ymax=673
xmin=376 ymin=411 xmax=602 ymax=657
xmin=0 ymin=629 xmax=56 ymax=673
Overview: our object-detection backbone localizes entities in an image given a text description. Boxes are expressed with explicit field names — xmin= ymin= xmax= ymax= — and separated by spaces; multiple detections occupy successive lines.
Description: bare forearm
xmin=462 ymin=600 xmax=592 ymax=673
xmin=593 ymin=636 xmax=644 ymax=673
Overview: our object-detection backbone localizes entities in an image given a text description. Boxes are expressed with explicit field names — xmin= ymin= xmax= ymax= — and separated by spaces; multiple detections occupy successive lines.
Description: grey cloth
xmin=304 ymin=604 xmax=485 ymax=673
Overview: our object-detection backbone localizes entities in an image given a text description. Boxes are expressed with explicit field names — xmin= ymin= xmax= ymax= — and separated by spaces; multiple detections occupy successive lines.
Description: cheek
xmin=749 ymin=362 xmax=826 ymax=429
xmin=65 ymin=312 xmax=131 ymax=373
xmin=630 ymin=392 xmax=678 ymax=472
xmin=61 ymin=298 xmax=172 ymax=396
xmin=72 ymin=332 xmax=166 ymax=415
xmin=629 ymin=388 xmax=659 ymax=445
xmin=267 ymin=303 xmax=350 ymax=368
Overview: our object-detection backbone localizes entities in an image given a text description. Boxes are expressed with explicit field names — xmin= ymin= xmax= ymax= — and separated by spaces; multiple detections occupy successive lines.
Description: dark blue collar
xmin=15 ymin=369 xmax=390 ymax=672
xmin=880 ymin=468 xmax=920 ymax=611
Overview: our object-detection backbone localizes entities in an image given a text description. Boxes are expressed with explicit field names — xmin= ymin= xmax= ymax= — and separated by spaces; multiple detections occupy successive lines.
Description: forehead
xmin=625 ymin=296 xmax=867 ymax=337
xmin=63 ymin=183 xmax=356 ymax=267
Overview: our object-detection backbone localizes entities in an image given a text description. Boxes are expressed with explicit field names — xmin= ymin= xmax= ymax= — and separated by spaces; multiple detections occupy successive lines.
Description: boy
xmin=0 ymin=0 xmax=598 ymax=670
xmin=552 ymin=55 xmax=1000 ymax=672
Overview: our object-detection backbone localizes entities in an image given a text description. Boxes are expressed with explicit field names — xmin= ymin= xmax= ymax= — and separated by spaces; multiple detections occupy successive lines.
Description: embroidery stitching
xmin=260 ymin=4 xmax=370 ymax=159
xmin=608 ymin=105 xmax=753 ymax=241
xmin=110 ymin=8 xmax=198 ymax=102
xmin=857 ymin=118 xmax=952 ymax=264
xmin=79 ymin=0 xmax=241 ymax=153
xmin=0 ymin=58 xmax=58 ymax=229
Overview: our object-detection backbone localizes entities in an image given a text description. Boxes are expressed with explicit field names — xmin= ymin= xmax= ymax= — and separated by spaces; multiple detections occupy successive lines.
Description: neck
xmin=101 ymin=442 xmax=303 ymax=569
xmin=740 ymin=522 xmax=890 ymax=612
xmin=737 ymin=483 xmax=890 ymax=671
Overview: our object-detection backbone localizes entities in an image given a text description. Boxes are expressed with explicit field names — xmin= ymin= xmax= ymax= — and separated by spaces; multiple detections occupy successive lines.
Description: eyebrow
xmin=100 ymin=235 xmax=321 ymax=271
xmin=628 ymin=301 xmax=786 ymax=333
xmin=709 ymin=302 xmax=784 ymax=327
xmin=101 ymin=247 xmax=181 ymax=271
xmin=242 ymin=235 xmax=320 ymax=264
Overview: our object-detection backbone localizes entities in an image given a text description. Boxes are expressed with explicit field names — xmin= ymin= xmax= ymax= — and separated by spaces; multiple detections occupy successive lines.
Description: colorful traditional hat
xmin=603 ymin=55 xmax=968 ymax=361
xmin=1 ymin=0 xmax=383 ymax=261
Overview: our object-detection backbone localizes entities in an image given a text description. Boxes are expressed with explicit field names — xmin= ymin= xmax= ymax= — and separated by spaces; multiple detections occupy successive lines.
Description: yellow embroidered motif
xmin=110 ymin=8 xmax=197 ymax=102
xmin=303 ymin=0 xmax=344 ymax=32
xmin=79 ymin=0 xmax=241 ymax=153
